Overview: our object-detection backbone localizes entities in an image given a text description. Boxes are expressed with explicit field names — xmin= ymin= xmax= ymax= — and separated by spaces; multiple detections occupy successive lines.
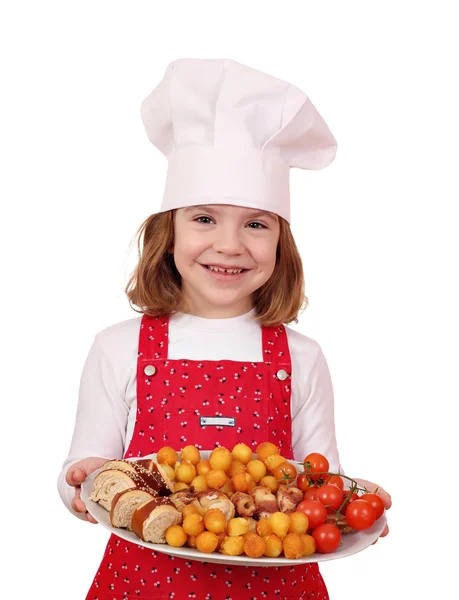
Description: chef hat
xmin=140 ymin=58 xmax=337 ymax=224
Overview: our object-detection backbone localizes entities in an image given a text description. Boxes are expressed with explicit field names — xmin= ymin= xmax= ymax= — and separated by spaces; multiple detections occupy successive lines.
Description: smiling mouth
xmin=203 ymin=265 xmax=247 ymax=274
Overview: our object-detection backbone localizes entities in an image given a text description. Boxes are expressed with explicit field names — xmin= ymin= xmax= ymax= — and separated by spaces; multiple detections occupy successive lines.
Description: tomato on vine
xmin=296 ymin=500 xmax=327 ymax=530
xmin=345 ymin=499 xmax=376 ymax=530
xmin=317 ymin=484 xmax=343 ymax=511
xmin=303 ymin=453 xmax=329 ymax=482
xmin=296 ymin=472 xmax=312 ymax=492
xmin=327 ymin=475 xmax=344 ymax=491
xmin=312 ymin=523 xmax=342 ymax=553
xmin=304 ymin=487 xmax=320 ymax=501
xmin=272 ymin=462 xmax=297 ymax=485
xmin=341 ymin=490 xmax=359 ymax=508
xmin=358 ymin=493 xmax=385 ymax=519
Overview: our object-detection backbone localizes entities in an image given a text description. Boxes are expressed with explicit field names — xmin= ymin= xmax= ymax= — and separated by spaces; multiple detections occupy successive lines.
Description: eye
xmin=194 ymin=216 xmax=214 ymax=224
xmin=247 ymin=221 xmax=267 ymax=229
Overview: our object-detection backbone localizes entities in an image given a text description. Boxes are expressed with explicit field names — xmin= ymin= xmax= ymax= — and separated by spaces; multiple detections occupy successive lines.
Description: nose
xmin=213 ymin=224 xmax=245 ymax=255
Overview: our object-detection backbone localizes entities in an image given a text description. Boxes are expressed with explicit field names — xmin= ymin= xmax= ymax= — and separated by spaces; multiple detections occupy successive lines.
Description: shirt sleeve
xmin=291 ymin=345 xmax=344 ymax=475
xmin=57 ymin=335 xmax=130 ymax=519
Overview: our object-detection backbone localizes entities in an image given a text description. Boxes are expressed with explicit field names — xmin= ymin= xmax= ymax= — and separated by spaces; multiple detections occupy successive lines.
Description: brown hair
xmin=125 ymin=210 xmax=308 ymax=326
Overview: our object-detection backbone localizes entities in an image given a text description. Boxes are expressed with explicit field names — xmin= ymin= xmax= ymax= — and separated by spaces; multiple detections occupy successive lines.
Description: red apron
xmin=85 ymin=314 xmax=329 ymax=600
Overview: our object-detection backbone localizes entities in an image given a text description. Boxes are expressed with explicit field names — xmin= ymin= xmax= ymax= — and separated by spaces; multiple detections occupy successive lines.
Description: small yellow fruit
xmin=282 ymin=532 xmax=304 ymax=559
xmin=203 ymin=508 xmax=227 ymax=534
xmin=206 ymin=469 xmax=228 ymax=489
xmin=181 ymin=445 xmax=201 ymax=465
xmin=244 ymin=534 xmax=266 ymax=558
xmin=181 ymin=504 xmax=200 ymax=518
xmin=175 ymin=462 xmax=196 ymax=484
xmin=227 ymin=517 xmax=250 ymax=537
xmin=209 ymin=447 xmax=233 ymax=472
xmin=268 ymin=512 xmax=290 ymax=538
xmin=165 ymin=525 xmax=187 ymax=547
xmin=231 ymin=472 xmax=255 ymax=492
xmin=256 ymin=441 xmax=280 ymax=461
xmin=182 ymin=513 xmax=205 ymax=537
xmin=196 ymin=459 xmax=212 ymax=476
xmin=220 ymin=535 xmax=245 ymax=556
xmin=227 ymin=460 xmax=247 ymax=477
xmin=259 ymin=475 xmax=279 ymax=493
xmin=263 ymin=534 xmax=283 ymax=557
xmin=156 ymin=446 xmax=178 ymax=467
xmin=256 ymin=517 xmax=272 ymax=537
xmin=264 ymin=454 xmax=287 ymax=473
xmin=300 ymin=533 xmax=316 ymax=557
xmin=232 ymin=443 xmax=253 ymax=464
xmin=246 ymin=459 xmax=266 ymax=482
xmin=190 ymin=475 xmax=209 ymax=492
xmin=288 ymin=511 xmax=309 ymax=535
xmin=196 ymin=531 xmax=219 ymax=553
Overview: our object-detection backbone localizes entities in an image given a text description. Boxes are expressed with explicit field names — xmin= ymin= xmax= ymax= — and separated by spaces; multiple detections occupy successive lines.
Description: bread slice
xmin=131 ymin=498 xmax=182 ymax=544
xmin=89 ymin=468 xmax=155 ymax=511
xmin=110 ymin=488 xmax=156 ymax=529
xmin=101 ymin=459 xmax=173 ymax=496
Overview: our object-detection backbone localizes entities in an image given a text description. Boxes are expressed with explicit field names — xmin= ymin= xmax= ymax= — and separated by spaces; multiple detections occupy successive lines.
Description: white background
xmin=1 ymin=1 xmax=458 ymax=598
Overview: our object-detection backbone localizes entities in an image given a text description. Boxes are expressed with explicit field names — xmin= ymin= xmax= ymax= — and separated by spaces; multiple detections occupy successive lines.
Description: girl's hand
xmin=66 ymin=457 xmax=109 ymax=523
xmin=354 ymin=477 xmax=392 ymax=542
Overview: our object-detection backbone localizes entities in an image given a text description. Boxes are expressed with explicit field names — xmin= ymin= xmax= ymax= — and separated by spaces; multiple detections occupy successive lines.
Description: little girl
xmin=58 ymin=58 xmax=391 ymax=600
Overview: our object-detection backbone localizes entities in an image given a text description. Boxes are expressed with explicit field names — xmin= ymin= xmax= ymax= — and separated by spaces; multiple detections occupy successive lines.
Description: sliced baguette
xmin=131 ymin=498 xmax=182 ymax=544
xmin=110 ymin=488 xmax=156 ymax=529
xmin=89 ymin=469 xmax=154 ymax=511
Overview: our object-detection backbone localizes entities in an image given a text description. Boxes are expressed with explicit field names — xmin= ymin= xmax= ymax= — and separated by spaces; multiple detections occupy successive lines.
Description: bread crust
xmin=131 ymin=498 xmax=182 ymax=543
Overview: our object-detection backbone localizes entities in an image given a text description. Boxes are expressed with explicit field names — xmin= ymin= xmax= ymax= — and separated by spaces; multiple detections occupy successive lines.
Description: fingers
xmin=66 ymin=466 xmax=86 ymax=487
xmin=378 ymin=490 xmax=392 ymax=510
xmin=71 ymin=486 xmax=97 ymax=524
xmin=71 ymin=487 xmax=86 ymax=513
xmin=87 ymin=513 xmax=98 ymax=524
xmin=372 ymin=523 xmax=390 ymax=545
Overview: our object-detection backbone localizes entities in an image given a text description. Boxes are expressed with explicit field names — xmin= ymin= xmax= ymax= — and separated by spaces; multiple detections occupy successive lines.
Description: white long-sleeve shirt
xmin=58 ymin=308 xmax=343 ymax=519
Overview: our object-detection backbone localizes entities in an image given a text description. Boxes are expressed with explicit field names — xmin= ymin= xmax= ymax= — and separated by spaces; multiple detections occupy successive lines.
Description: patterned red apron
xmin=85 ymin=314 xmax=329 ymax=600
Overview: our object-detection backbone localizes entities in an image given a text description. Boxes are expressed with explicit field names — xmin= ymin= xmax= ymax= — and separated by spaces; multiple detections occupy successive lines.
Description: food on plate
xmin=110 ymin=488 xmax=156 ymax=529
xmin=195 ymin=490 xmax=235 ymax=521
xmin=250 ymin=485 xmax=278 ymax=518
xmin=277 ymin=486 xmax=303 ymax=513
xmin=282 ymin=532 xmax=305 ymax=559
xmin=86 ymin=445 xmax=385 ymax=560
xmin=131 ymin=497 xmax=182 ymax=543
xmin=231 ymin=491 xmax=256 ymax=517
xmin=89 ymin=469 xmax=155 ymax=511
xmin=97 ymin=459 xmax=174 ymax=496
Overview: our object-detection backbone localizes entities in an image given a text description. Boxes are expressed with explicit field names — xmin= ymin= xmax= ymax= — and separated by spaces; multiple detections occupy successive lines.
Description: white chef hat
xmin=140 ymin=58 xmax=337 ymax=224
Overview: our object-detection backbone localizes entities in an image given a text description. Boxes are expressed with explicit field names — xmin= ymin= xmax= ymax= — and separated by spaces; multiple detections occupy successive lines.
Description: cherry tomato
xmin=358 ymin=493 xmax=385 ymax=519
xmin=273 ymin=462 xmax=298 ymax=485
xmin=304 ymin=487 xmax=320 ymax=501
xmin=345 ymin=499 xmax=376 ymax=530
xmin=327 ymin=475 xmax=344 ymax=491
xmin=341 ymin=490 xmax=359 ymax=506
xmin=317 ymin=484 xmax=343 ymax=511
xmin=303 ymin=453 xmax=329 ymax=482
xmin=312 ymin=523 xmax=342 ymax=553
xmin=296 ymin=472 xmax=312 ymax=492
xmin=297 ymin=500 xmax=327 ymax=530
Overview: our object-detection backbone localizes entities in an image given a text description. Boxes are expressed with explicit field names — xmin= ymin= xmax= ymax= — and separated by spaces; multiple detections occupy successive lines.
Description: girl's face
xmin=173 ymin=204 xmax=280 ymax=318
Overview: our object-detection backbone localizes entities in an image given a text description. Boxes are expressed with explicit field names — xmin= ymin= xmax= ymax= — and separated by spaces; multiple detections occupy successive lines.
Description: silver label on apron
xmin=200 ymin=416 xmax=236 ymax=427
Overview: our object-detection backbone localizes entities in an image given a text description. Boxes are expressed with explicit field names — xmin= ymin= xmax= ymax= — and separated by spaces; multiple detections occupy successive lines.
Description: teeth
xmin=206 ymin=265 xmax=243 ymax=274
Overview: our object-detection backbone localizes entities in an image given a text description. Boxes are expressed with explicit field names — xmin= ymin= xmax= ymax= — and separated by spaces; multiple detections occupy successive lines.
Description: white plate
xmin=81 ymin=452 xmax=387 ymax=566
